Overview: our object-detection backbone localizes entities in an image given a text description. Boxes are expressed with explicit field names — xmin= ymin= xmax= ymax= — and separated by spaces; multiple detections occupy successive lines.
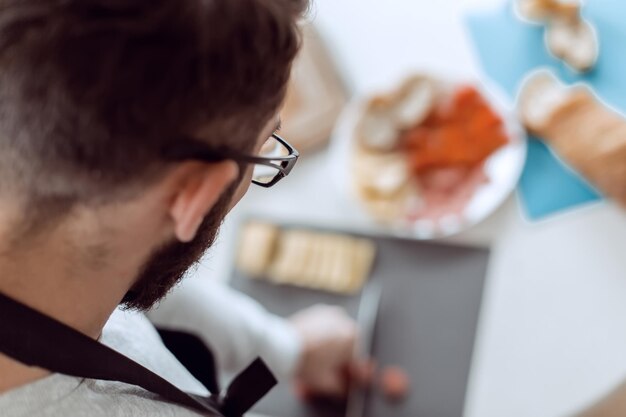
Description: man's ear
xmin=169 ymin=161 xmax=239 ymax=242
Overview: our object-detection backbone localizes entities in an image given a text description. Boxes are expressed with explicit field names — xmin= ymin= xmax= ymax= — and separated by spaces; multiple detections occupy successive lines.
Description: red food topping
xmin=402 ymin=86 xmax=508 ymax=174
xmin=397 ymin=86 xmax=508 ymax=221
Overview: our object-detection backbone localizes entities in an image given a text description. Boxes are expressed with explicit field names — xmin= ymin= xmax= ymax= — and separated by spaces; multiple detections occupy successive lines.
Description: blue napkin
xmin=466 ymin=0 xmax=626 ymax=219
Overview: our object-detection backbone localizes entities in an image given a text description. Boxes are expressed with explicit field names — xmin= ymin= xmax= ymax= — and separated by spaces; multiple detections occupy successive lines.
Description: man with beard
xmin=0 ymin=0 xmax=358 ymax=416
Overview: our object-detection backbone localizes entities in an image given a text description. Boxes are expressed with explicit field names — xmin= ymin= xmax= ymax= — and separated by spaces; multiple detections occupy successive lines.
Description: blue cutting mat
xmin=466 ymin=0 xmax=626 ymax=219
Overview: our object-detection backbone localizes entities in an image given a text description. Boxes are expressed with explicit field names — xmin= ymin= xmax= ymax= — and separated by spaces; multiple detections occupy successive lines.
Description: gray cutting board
xmin=231 ymin=226 xmax=489 ymax=417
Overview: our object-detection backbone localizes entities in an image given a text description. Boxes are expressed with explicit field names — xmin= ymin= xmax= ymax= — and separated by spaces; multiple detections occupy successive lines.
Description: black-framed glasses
xmin=163 ymin=133 xmax=299 ymax=188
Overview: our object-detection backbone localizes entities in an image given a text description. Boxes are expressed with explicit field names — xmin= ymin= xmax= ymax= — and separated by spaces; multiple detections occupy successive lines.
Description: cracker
xmin=236 ymin=222 xmax=279 ymax=277
xmin=240 ymin=224 xmax=377 ymax=294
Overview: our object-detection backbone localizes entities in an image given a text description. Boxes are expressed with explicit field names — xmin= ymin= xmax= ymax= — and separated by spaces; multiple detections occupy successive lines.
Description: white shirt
xmin=0 ymin=278 xmax=302 ymax=416
xmin=146 ymin=275 xmax=301 ymax=380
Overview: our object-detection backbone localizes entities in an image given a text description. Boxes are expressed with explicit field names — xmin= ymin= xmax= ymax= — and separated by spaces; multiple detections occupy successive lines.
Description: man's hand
xmin=289 ymin=305 xmax=360 ymax=399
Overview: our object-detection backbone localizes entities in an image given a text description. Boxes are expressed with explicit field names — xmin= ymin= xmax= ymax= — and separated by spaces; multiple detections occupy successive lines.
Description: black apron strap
xmin=157 ymin=328 xmax=221 ymax=394
xmin=0 ymin=292 xmax=277 ymax=417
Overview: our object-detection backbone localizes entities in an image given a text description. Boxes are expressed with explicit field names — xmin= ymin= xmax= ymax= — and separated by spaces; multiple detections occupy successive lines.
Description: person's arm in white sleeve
xmin=147 ymin=274 xmax=362 ymax=398
xmin=146 ymin=275 xmax=301 ymax=381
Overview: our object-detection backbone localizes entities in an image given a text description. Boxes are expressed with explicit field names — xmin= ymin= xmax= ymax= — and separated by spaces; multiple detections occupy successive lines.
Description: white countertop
xmin=195 ymin=1 xmax=626 ymax=416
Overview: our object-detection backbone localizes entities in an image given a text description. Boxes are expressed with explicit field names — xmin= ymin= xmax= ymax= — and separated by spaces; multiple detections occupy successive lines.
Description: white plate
xmin=328 ymin=76 xmax=527 ymax=239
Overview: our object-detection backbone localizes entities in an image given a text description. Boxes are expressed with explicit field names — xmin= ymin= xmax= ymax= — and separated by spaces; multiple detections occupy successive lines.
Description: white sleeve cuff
xmin=255 ymin=314 xmax=302 ymax=381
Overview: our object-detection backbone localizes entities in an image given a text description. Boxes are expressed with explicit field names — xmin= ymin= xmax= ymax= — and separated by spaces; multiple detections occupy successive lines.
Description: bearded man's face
xmin=121 ymin=182 xmax=235 ymax=311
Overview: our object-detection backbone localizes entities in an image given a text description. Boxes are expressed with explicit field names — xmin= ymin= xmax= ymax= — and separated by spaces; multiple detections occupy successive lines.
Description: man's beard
xmin=120 ymin=184 xmax=235 ymax=311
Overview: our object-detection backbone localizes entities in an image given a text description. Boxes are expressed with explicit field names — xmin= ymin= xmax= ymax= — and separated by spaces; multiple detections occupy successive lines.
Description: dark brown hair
xmin=0 ymin=0 xmax=307 ymax=211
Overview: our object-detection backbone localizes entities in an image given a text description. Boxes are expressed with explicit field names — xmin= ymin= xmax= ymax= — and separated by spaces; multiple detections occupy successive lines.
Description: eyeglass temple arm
xmin=163 ymin=142 xmax=298 ymax=175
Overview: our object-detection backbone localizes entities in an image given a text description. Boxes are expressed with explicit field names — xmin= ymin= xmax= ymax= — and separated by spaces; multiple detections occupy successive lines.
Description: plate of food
xmin=329 ymin=74 xmax=527 ymax=239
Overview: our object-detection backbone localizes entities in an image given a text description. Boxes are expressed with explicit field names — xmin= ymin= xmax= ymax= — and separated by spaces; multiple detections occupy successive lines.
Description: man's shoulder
xmin=63 ymin=378 xmax=208 ymax=417
xmin=0 ymin=309 xmax=210 ymax=417
xmin=0 ymin=373 xmax=209 ymax=417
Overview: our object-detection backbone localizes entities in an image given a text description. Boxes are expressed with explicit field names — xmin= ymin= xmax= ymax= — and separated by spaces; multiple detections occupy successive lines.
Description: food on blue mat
xmin=518 ymin=70 xmax=626 ymax=206
xmin=517 ymin=0 xmax=598 ymax=72
xmin=517 ymin=0 xmax=579 ymax=23
xmin=546 ymin=16 xmax=598 ymax=72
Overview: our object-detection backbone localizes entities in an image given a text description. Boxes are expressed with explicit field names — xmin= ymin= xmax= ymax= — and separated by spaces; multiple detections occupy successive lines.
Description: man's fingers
xmin=296 ymin=372 xmax=349 ymax=400
xmin=349 ymin=359 xmax=377 ymax=387
xmin=294 ymin=381 xmax=312 ymax=401
xmin=295 ymin=359 xmax=378 ymax=402
xmin=317 ymin=372 xmax=348 ymax=398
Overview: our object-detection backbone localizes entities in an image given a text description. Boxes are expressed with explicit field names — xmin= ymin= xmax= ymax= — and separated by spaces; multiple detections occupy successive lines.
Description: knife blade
xmin=345 ymin=282 xmax=382 ymax=417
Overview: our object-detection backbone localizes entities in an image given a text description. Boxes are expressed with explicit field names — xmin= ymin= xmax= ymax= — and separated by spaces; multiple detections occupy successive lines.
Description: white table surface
xmin=195 ymin=1 xmax=626 ymax=416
